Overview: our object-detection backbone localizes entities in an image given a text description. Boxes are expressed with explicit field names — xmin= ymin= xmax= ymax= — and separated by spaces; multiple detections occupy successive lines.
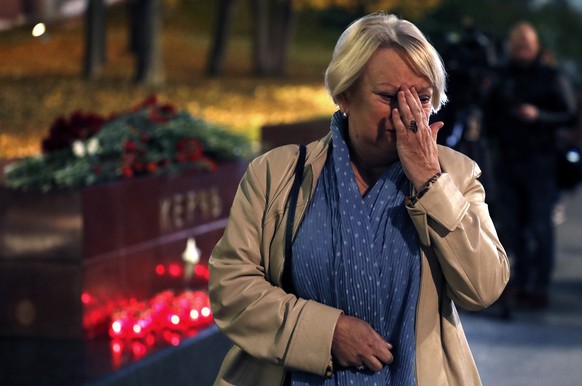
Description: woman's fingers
xmin=331 ymin=315 xmax=394 ymax=371
xmin=362 ymin=355 xmax=385 ymax=372
xmin=429 ymin=120 xmax=445 ymax=141
xmin=397 ymin=87 xmax=427 ymax=131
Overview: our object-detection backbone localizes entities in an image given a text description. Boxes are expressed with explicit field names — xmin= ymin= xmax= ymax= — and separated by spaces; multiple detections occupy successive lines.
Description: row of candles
xmin=109 ymin=237 xmax=212 ymax=342
xmin=108 ymin=288 xmax=214 ymax=364
xmin=109 ymin=288 xmax=213 ymax=341
xmin=103 ymin=238 xmax=216 ymax=362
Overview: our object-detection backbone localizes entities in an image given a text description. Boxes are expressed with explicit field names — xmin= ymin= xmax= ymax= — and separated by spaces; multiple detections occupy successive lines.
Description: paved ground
xmin=462 ymin=188 xmax=582 ymax=386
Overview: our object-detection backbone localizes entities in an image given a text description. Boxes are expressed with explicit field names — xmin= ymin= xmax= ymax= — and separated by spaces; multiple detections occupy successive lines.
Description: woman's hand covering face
xmin=392 ymin=86 xmax=443 ymax=191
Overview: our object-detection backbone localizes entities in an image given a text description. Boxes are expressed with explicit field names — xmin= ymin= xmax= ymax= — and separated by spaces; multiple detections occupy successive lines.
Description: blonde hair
xmin=324 ymin=13 xmax=448 ymax=112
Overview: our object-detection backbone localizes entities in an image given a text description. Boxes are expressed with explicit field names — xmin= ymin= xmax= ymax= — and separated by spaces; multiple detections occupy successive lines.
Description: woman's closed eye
xmin=379 ymin=93 xmax=398 ymax=102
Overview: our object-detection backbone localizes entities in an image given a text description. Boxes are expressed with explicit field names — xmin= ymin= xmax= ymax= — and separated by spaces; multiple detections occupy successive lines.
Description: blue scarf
xmin=291 ymin=111 xmax=421 ymax=385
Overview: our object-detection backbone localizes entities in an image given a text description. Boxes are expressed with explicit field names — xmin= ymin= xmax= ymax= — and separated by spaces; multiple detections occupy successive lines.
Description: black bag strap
xmin=281 ymin=144 xmax=306 ymax=294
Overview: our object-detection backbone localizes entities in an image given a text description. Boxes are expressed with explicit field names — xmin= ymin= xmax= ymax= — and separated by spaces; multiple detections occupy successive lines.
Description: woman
xmin=209 ymin=13 xmax=509 ymax=386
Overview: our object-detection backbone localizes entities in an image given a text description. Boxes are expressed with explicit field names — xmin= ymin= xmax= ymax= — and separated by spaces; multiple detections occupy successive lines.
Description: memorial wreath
xmin=3 ymin=96 xmax=255 ymax=191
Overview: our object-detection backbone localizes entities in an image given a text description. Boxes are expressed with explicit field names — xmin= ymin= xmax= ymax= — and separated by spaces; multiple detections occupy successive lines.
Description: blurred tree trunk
xmin=83 ymin=0 xmax=106 ymax=79
xmin=206 ymin=0 xmax=240 ymax=76
xmin=250 ymin=0 xmax=295 ymax=76
xmin=133 ymin=0 xmax=164 ymax=86
xmin=127 ymin=0 xmax=140 ymax=54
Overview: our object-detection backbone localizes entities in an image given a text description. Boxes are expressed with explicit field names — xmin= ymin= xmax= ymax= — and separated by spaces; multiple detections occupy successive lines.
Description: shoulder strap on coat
xmin=281 ymin=144 xmax=306 ymax=294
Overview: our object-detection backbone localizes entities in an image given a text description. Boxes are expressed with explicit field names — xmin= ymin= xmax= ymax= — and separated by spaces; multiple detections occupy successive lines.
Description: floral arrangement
xmin=3 ymin=96 xmax=255 ymax=191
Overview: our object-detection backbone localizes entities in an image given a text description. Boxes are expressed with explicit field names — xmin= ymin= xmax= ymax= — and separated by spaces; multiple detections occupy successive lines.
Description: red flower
xmin=149 ymin=108 xmax=169 ymax=124
xmin=41 ymin=111 xmax=106 ymax=153
xmin=124 ymin=140 xmax=137 ymax=152
xmin=122 ymin=166 xmax=134 ymax=178
xmin=159 ymin=103 xmax=177 ymax=117
xmin=146 ymin=162 xmax=157 ymax=173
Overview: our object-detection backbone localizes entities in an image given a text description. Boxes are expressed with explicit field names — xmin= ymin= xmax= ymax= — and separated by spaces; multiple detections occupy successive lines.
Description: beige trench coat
xmin=209 ymin=133 xmax=509 ymax=386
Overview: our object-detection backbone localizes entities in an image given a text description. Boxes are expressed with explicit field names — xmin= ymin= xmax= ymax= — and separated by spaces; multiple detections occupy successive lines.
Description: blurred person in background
xmin=435 ymin=16 xmax=501 ymax=210
xmin=210 ymin=12 xmax=509 ymax=386
xmin=483 ymin=21 xmax=577 ymax=311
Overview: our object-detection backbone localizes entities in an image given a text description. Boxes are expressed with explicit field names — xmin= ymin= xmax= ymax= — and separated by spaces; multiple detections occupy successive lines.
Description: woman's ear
xmin=337 ymin=92 xmax=349 ymax=115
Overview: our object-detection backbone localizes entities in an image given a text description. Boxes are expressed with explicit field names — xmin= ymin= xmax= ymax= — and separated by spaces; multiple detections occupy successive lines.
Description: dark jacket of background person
xmin=209 ymin=135 xmax=509 ymax=386
xmin=485 ymin=57 xmax=577 ymax=161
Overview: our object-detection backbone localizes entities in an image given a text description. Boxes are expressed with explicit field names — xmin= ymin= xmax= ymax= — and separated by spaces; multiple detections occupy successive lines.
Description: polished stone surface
xmin=0 ymin=325 xmax=232 ymax=386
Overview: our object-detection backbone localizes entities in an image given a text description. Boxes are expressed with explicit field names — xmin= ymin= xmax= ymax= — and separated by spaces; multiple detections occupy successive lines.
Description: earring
xmin=342 ymin=111 xmax=347 ymax=118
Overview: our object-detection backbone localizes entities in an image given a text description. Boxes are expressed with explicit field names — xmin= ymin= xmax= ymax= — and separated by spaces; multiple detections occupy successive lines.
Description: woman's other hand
xmin=331 ymin=314 xmax=394 ymax=372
